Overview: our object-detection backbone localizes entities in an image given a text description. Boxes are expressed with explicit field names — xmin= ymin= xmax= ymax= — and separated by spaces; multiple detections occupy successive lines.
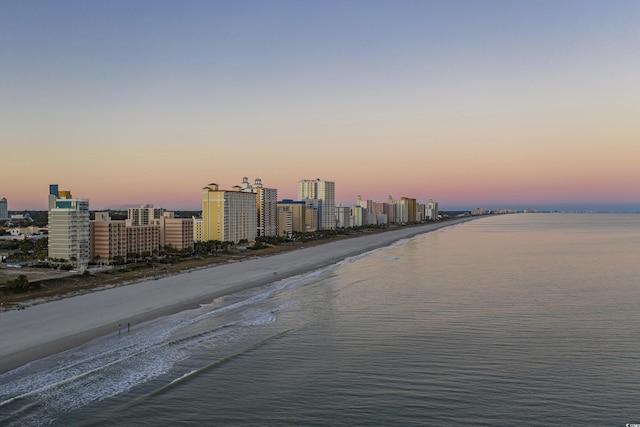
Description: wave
xmin=0 ymin=263 xmax=341 ymax=426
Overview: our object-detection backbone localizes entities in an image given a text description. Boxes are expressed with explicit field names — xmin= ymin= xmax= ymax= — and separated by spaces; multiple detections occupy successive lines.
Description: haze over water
xmin=1 ymin=213 xmax=639 ymax=425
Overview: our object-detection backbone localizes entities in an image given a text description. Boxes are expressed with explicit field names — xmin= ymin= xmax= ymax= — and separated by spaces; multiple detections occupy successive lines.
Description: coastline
xmin=0 ymin=217 xmax=475 ymax=375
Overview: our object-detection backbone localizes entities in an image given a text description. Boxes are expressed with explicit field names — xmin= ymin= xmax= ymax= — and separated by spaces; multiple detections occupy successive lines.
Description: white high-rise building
xmin=48 ymin=186 xmax=90 ymax=271
xmin=235 ymin=177 xmax=278 ymax=237
xmin=298 ymin=179 xmax=336 ymax=230
xmin=426 ymin=199 xmax=439 ymax=221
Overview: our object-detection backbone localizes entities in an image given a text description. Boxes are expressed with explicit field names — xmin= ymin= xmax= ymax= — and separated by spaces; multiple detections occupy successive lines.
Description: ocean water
xmin=1 ymin=213 xmax=640 ymax=426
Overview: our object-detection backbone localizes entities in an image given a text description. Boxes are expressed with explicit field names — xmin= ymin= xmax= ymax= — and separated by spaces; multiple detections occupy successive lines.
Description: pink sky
xmin=2 ymin=2 xmax=639 ymax=211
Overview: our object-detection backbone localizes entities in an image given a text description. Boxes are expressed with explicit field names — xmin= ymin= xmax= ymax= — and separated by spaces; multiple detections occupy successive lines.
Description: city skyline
xmin=2 ymin=1 xmax=639 ymax=212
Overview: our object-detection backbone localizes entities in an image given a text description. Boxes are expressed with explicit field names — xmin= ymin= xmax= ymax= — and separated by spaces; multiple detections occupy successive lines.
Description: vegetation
xmin=3 ymin=274 xmax=40 ymax=293
xmin=2 ymin=238 xmax=48 ymax=262
xmin=1 ymin=219 xmax=454 ymax=307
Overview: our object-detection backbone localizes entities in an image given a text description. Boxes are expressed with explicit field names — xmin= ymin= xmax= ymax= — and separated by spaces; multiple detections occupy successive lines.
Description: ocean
xmin=1 ymin=213 xmax=639 ymax=426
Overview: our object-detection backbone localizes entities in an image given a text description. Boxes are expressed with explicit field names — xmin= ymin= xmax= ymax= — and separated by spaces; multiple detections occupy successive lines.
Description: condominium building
xmin=90 ymin=212 xmax=127 ymax=264
xmin=48 ymin=186 xmax=90 ymax=270
xmin=235 ymin=177 xmax=278 ymax=237
xmin=385 ymin=196 xmax=397 ymax=224
xmin=151 ymin=212 xmax=194 ymax=250
xmin=202 ymin=183 xmax=257 ymax=243
xmin=395 ymin=197 xmax=409 ymax=223
xmin=125 ymin=222 xmax=160 ymax=257
xmin=193 ymin=217 xmax=203 ymax=242
xmin=426 ymin=199 xmax=439 ymax=221
xmin=351 ymin=205 xmax=364 ymax=227
xmin=335 ymin=206 xmax=353 ymax=228
xmin=277 ymin=208 xmax=293 ymax=238
xmin=298 ymin=179 xmax=336 ymax=230
xmin=277 ymin=200 xmax=307 ymax=233
xmin=0 ymin=197 xmax=7 ymax=220
xmin=128 ymin=204 xmax=164 ymax=226
xmin=401 ymin=197 xmax=417 ymax=222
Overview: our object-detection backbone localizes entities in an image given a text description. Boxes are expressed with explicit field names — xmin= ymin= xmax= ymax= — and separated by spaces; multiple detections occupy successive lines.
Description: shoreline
xmin=0 ymin=217 xmax=475 ymax=375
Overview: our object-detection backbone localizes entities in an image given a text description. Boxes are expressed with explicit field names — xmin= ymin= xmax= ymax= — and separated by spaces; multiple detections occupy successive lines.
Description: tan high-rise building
xmin=125 ymin=222 xmax=160 ymax=257
xmin=151 ymin=212 xmax=194 ymax=251
xmin=401 ymin=197 xmax=417 ymax=223
xmin=90 ymin=212 xmax=127 ymax=264
xmin=128 ymin=204 xmax=164 ymax=226
xmin=193 ymin=217 xmax=203 ymax=242
xmin=202 ymin=183 xmax=257 ymax=243
xmin=277 ymin=200 xmax=307 ymax=233
xmin=277 ymin=208 xmax=293 ymax=238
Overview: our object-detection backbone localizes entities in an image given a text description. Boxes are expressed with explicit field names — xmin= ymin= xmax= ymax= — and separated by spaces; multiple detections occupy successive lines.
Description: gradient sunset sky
xmin=2 ymin=0 xmax=639 ymax=211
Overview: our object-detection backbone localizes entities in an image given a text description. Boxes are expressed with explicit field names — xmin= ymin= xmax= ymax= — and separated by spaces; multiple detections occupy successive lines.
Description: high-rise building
xmin=48 ymin=186 xmax=90 ymax=271
xmin=277 ymin=200 xmax=307 ymax=233
xmin=235 ymin=177 xmax=278 ymax=237
xmin=90 ymin=212 xmax=127 ymax=264
xmin=401 ymin=197 xmax=417 ymax=222
xmin=277 ymin=208 xmax=293 ymax=238
xmin=193 ymin=217 xmax=203 ymax=242
xmin=125 ymin=223 xmax=161 ymax=257
xmin=128 ymin=204 xmax=164 ymax=226
xmin=335 ymin=206 xmax=353 ymax=228
xmin=151 ymin=212 xmax=194 ymax=250
xmin=426 ymin=199 xmax=439 ymax=221
xmin=298 ymin=179 xmax=336 ymax=230
xmin=202 ymin=183 xmax=257 ymax=243
xmin=0 ymin=197 xmax=8 ymax=220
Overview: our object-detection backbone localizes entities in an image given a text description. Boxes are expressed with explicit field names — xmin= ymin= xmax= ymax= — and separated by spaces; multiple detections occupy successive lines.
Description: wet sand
xmin=0 ymin=218 xmax=474 ymax=374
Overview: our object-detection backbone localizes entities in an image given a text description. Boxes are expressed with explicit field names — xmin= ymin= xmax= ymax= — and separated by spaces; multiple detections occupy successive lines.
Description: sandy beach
xmin=0 ymin=218 xmax=473 ymax=375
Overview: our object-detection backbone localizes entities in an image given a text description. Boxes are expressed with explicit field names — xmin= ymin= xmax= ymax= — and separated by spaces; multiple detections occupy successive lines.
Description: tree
xmin=4 ymin=274 xmax=36 ymax=292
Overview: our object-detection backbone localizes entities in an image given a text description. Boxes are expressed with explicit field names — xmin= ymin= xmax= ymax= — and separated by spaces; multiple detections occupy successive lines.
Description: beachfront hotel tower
xmin=298 ymin=179 xmax=336 ymax=230
xmin=202 ymin=183 xmax=257 ymax=243
xmin=235 ymin=177 xmax=278 ymax=237
xmin=48 ymin=185 xmax=90 ymax=271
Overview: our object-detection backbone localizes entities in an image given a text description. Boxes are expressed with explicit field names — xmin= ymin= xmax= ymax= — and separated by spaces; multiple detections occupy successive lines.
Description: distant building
xmin=128 ymin=204 xmax=164 ymax=226
xmin=277 ymin=208 xmax=293 ymax=238
xmin=304 ymin=201 xmax=320 ymax=232
xmin=202 ymin=183 xmax=257 ymax=243
xmin=335 ymin=206 xmax=353 ymax=228
xmin=426 ymin=199 xmax=439 ymax=221
xmin=384 ymin=197 xmax=397 ymax=224
xmin=395 ymin=197 xmax=409 ymax=223
xmin=298 ymin=179 xmax=336 ymax=230
xmin=400 ymin=197 xmax=417 ymax=222
xmin=277 ymin=200 xmax=307 ymax=233
xmin=0 ymin=197 xmax=8 ymax=220
xmin=351 ymin=205 xmax=364 ymax=227
xmin=48 ymin=186 xmax=90 ymax=271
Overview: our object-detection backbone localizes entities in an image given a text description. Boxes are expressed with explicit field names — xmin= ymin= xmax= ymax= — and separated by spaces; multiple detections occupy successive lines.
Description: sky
xmin=1 ymin=0 xmax=639 ymax=211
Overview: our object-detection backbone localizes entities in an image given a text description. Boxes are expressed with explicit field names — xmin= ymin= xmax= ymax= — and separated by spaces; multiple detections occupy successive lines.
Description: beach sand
xmin=0 ymin=218 xmax=473 ymax=374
